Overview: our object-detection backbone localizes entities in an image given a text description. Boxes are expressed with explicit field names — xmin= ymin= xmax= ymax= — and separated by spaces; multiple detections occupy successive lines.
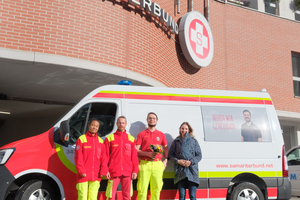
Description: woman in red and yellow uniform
xmin=75 ymin=118 xmax=108 ymax=200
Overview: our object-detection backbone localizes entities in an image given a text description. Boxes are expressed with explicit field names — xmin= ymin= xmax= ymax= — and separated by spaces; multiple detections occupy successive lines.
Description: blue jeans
xmin=177 ymin=178 xmax=198 ymax=200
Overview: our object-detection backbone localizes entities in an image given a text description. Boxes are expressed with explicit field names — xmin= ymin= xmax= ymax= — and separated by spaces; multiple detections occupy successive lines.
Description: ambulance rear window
xmin=201 ymin=106 xmax=272 ymax=142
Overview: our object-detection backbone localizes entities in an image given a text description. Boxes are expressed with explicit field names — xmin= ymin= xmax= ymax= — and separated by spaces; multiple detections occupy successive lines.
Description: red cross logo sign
xmin=179 ymin=11 xmax=214 ymax=68
xmin=190 ymin=19 xmax=209 ymax=59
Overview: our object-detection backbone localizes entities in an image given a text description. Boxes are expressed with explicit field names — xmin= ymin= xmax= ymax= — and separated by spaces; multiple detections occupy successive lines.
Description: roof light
xmin=118 ymin=80 xmax=132 ymax=85
xmin=260 ymin=89 xmax=267 ymax=92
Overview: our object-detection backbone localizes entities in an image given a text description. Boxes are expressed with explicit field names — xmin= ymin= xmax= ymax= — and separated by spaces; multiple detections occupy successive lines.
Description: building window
xmin=264 ymin=0 xmax=279 ymax=15
xmin=296 ymin=12 xmax=300 ymax=21
xmin=282 ymin=126 xmax=296 ymax=151
xmin=242 ymin=0 xmax=258 ymax=9
xmin=295 ymin=0 xmax=300 ymax=21
xmin=292 ymin=52 xmax=300 ymax=97
xmin=226 ymin=0 xmax=258 ymax=10
xmin=295 ymin=10 xmax=300 ymax=21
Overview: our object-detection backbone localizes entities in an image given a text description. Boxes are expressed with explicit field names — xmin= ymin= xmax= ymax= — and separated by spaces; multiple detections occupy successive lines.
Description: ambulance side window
xmin=88 ymin=103 xmax=117 ymax=137
xmin=69 ymin=104 xmax=90 ymax=145
xmin=68 ymin=103 xmax=117 ymax=145
xmin=287 ymin=148 xmax=300 ymax=166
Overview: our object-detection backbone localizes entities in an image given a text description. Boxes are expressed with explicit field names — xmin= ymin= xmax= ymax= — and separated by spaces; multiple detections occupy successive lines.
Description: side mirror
xmin=59 ymin=120 xmax=70 ymax=142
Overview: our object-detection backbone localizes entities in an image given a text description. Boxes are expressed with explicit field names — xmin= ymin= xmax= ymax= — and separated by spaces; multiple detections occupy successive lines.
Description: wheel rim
xmin=29 ymin=188 xmax=51 ymax=200
xmin=237 ymin=188 xmax=259 ymax=200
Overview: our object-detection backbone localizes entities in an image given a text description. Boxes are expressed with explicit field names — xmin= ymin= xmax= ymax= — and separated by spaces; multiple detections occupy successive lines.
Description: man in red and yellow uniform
xmin=136 ymin=112 xmax=169 ymax=200
xmin=104 ymin=116 xmax=139 ymax=200
xmin=75 ymin=119 xmax=108 ymax=200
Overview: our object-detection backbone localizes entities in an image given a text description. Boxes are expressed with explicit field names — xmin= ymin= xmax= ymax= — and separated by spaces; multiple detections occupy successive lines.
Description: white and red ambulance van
xmin=0 ymin=85 xmax=291 ymax=200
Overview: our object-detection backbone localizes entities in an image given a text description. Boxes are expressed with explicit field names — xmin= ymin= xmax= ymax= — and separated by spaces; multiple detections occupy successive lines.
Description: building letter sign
xmin=128 ymin=0 xmax=178 ymax=34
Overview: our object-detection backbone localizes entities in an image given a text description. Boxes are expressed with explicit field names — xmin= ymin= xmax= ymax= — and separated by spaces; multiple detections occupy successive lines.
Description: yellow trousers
xmin=76 ymin=181 xmax=100 ymax=200
xmin=137 ymin=160 xmax=164 ymax=200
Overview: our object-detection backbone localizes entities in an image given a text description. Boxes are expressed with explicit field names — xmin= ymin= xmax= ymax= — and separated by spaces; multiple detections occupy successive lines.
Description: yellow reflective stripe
xmin=200 ymin=95 xmax=264 ymax=100
xmin=99 ymin=90 xmax=198 ymax=97
xmin=163 ymin=171 xmax=279 ymax=178
xmin=98 ymin=136 xmax=103 ymax=143
xmin=208 ymin=171 xmax=277 ymax=178
xmin=79 ymin=135 xmax=87 ymax=143
xmin=55 ymin=143 xmax=77 ymax=173
xmin=125 ymin=91 xmax=199 ymax=98
xmin=163 ymin=172 xmax=207 ymax=178
xmin=276 ymin=171 xmax=283 ymax=177
xmin=98 ymin=90 xmax=271 ymax=102
xmin=80 ymin=135 xmax=103 ymax=143
xmin=128 ymin=134 xmax=135 ymax=142
xmin=100 ymin=90 xmax=123 ymax=94
xmin=130 ymin=180 xmax=133 ymax=197
xmin=199 ymin=171 xmax=208 ymax=178
xmin=107 ymin=134 xmax=115 ymax=142
xmin=106 ymin=179 xmax=113 ymax=198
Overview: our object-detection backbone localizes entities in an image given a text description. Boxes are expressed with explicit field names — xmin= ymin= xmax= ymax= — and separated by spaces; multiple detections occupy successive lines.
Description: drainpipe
xmin=189 ymin=0 xmax=193 ymax=11
xmin=178 ymin=0 xmax=180 ymax=13
xmin=207 ymin=0 xmax=209 ymax=22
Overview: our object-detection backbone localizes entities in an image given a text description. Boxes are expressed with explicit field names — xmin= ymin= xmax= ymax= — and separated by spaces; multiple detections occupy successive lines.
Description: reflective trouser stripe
xmin=137 ymin=160 xmax=164 ymax=200
xmin=106 ymin=176 xmax=132 ymax=200
xmin=76 ymin=181 xmax=100 ymax=200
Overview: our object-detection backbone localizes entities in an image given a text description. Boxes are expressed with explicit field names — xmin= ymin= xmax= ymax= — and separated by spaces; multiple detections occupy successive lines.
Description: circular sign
xmin=179 ymin=11 xmax=214 ymax=68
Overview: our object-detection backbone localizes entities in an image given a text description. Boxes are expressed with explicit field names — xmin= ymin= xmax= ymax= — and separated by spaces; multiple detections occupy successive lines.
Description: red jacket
xmin=75 ymin=132 xmax=108 ymax=183
xmin=104 ymin=130 xmax=139 ymax=178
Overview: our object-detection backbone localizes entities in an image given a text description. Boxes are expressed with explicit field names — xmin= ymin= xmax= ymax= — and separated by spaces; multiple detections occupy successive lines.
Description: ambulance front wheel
xmin=230 ymin=182 xmax=264 ymax=200
xmin=14 ymin=179 xmax=58 ymax=200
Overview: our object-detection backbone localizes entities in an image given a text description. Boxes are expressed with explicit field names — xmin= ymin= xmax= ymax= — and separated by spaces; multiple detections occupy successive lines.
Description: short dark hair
xmin=117 ymin=116 xmax=127 ymax=123
xmin=89 ymin=118 xmax=100 ymax=125
xmin=243 ymin=110 xmax=251 ymax=115
xmin=147 ymin=112 xmax=158 ymax=120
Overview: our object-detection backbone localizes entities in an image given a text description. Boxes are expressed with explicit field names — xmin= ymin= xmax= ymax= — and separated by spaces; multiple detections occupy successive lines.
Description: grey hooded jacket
xmin=168 ymin=133 xmax=202 ymax=185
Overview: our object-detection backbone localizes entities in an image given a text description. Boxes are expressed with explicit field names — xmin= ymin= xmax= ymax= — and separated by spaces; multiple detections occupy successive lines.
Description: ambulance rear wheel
xmin=15 ymin=180 xmax=58 ymax=200
xmin=230 ymin=182 xmax=264 ymax=200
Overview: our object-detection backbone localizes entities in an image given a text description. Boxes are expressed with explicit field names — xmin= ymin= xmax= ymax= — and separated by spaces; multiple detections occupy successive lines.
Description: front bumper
xmin=0 ymin=165 xmax=15 ymax=200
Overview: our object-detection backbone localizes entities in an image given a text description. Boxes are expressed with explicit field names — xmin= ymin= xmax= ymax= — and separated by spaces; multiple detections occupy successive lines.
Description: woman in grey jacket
xmin=168 ymin=122 xmax=202 ymax=200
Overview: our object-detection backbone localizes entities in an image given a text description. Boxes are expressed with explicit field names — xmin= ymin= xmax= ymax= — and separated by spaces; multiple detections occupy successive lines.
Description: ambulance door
xmin=53 ymin=100 xmax=120 ymax=199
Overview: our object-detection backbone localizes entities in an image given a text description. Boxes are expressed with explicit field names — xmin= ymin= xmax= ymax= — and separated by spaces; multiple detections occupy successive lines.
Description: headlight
xmin=0 ymin=148 xmax=15 ymax=165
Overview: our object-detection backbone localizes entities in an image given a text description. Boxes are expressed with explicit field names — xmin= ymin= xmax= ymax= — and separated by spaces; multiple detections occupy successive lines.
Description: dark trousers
xmin=177 ymin=178 xmax=198 ymax=200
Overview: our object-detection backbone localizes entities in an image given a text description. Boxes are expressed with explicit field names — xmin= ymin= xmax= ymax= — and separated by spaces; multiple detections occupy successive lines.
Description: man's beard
xmin=148 ymin=124 xmax=156 ymax=128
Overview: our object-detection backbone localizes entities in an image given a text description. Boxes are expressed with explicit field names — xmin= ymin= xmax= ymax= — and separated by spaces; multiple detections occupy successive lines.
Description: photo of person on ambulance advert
xmin=202 ymin=106 xmax=271 ymax=142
